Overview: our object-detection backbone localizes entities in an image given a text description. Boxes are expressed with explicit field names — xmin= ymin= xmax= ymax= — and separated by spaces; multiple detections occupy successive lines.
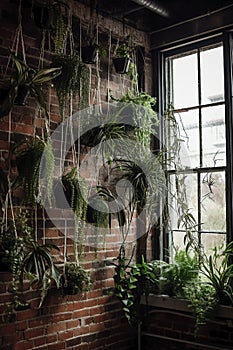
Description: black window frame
xmin=153 ymin=31 xmax=233 ymax=261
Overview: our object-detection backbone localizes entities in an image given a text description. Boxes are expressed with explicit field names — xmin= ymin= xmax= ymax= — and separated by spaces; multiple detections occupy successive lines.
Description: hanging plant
xmin=1 ymin=212 xmax=32 ymax=320
xmin=0 ymin=53 xmax=61 ymax=118
xmin=62 ymin=262 xmax=91 ymax=295
xmin=110 ymin=90 xmax=158 ymax=147
xmin=23 ymin=237 xmax=61 ymax=308
xmin=113 ymin=43 xmax=132 ymax=74
xmin=86 ymin=191 xmax=110 ymax=228
xmin=61 ymin=167 xmax=88 ymax=220
xmin=14 ymin=136 xmax=54 ymax=207
xmin=81 ymin=39 xmax=106 ymax=65
xmin=52 ymin=52 xmax=90 ymax=116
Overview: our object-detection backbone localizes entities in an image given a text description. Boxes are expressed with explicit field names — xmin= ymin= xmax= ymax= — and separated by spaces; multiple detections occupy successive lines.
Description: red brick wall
xmin=0 ymin=0 xmax=151 ymax=349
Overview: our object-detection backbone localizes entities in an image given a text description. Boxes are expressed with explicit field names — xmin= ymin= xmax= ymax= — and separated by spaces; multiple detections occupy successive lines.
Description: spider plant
xmin=23 ymin=237 xmax=61 ymax=308
xmin=201 ymin=241 xmax=233 ymax=305
xmin=0 ymin=53 xmax=61 ymax=117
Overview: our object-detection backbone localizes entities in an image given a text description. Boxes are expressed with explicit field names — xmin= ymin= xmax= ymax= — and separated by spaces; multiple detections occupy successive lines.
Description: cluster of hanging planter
xmin=0 ymin=0 xmax=147 ymax=322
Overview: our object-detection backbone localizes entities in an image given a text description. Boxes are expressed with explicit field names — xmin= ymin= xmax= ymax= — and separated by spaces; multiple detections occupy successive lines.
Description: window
xmin=159 ymin=36 xmax=233 ymax=259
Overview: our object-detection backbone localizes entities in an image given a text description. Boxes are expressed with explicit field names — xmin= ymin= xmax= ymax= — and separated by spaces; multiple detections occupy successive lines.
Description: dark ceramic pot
xmin=81 ymin=46 xmax=98 ymax=64
xmin=113 ymin=57 xmax=131 ymax=74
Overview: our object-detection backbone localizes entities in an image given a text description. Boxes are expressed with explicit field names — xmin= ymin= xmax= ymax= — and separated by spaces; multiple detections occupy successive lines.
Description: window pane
xmin=168 ymin=173 xmax=198 ymax=231
xmin=201 ymin=233 xmax=226 ymax=255
xmin=201 ymin=171 xmax=226 ymax=231
xmin=200 ymin=45 xmax=224 ymax=105
xmin=172 ymin=230 xmax=186 ymax=251
xmin=176 ymin=109 xmax=200 ymax=168
xmin=172 ymin=52 xmax=198 ymax=109
xmin=202 ymin=105 xmax=226 ymax=167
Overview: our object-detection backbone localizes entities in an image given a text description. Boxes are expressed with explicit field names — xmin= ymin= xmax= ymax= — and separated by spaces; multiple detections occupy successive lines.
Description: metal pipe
xmin=131 ymin=0 xmax=169 ymax=18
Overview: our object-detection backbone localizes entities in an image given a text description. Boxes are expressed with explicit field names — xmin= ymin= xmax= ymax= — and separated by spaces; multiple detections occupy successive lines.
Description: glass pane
xmin=172 ymin=52 xmax=198 ymax=109
xmin=172 ymin=230 xmax=199 ymax=254
xmin=201 ymin=233 xmax=226 ymax=256
xmin=172 ymin=230 xmax=186 ymax=251
xmin=202 ymin=105 xmax=226 ymax=167
xmin=168 ymin=173 xmax=198 ymax=231
xmin=201 ymin=171 xmax=226 ymax=231
xmin=200 ymin=45 xmax=224 ymax=105
xmin=176 ymin=109 xmax=200 ymax=168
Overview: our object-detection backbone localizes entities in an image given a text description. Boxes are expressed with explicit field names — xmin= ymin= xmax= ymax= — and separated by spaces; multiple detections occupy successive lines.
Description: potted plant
xmin=0 ymin=53 xmax=61 ymax=118
xmin=23 ymin=237 xmax=61 ymax=307
xmin=1 ymin=212 xmax=32 ymax=319
xmin=62 ymin=262 xmax=91 ymax=295
xmin=14 ymin=136 xmax=54 ymax=207
xmin=113 ymin=43 xmax=131 ymax=74
xmin=52 ymin=51 xmax=90 ymax=115
xmin=81 ymin=43 xmax=99 ymax=64
xmin=59 ymin=167 xmax=88 ymax=220
xmin=81 ymin=38 xmax=106 ymax=65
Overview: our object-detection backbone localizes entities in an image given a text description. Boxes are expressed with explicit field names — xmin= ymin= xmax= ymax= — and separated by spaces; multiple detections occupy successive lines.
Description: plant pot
xmin=81 ymin=46 xmax=98 ymax=64
xmin=63 ymin=285 xmax=79 ymax=295
xmin=14 ymin=86 xmax=30 ymax=106
xmin=0 ymin=250 xmax=11 ymax=272
xmin=79 ymin=126 xmax=101 ymax=147
xmin=113 ymin=57 xmax=131 ymax=74
xmin=0 ymin=86 xmax=12 ymax=118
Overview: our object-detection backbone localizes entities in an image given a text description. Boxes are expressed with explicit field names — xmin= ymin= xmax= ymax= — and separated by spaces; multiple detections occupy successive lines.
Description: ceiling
xmin=92 ymin=0 xmax=233 ymax=33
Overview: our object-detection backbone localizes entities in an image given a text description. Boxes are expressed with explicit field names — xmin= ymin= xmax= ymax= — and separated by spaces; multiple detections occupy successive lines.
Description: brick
xmin=14 ymin=341 xmax=34 ymax=350
xmin=24 ymin=327 xmax=44 ymax=339
xmin=47 ymin=342 xmax=65 ymax=350
xmin=66 ymin=337 xmax=82 ymax=347
xmin=33 ymin=336 xmax=47 ymax=348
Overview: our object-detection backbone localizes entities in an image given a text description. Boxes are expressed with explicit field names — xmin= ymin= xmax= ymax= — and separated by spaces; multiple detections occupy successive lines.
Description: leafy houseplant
xmin=52 ymin=52 xmax=90 ymax=116
xmin=62 ymin=262 xmax=91 ymax=295
xmin=0 ymin=53 xmax=61 ymax=118
xmin=23 ymin=238 xmax=61 ymax=308
xmin=61 ymin=167 xmax=88 ymax=221
xmin=156 ymin=249 xmax=199 ymax=297
xmin=81 ymin=40 xmax=106 ymax=65
xmin=110 ymin=90 xmax=158 ymax=147
xmin=113 ymin=43 xmax=131 ymax=74
xmin=15 ymin=136 xmax=54 ymax=207
xmin=201 ymin=242 xmax=233 ymax=305
xmin=184 ymin=280 xmax=217 ymax=336
xmin=1 ymin=211 xmax=61 ymax=315
xmin=112 ymin=250 xmax=157 ymax=326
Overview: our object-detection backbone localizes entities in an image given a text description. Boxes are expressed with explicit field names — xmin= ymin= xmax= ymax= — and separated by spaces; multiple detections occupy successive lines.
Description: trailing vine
xmin=15 ymin=136 xmax=54 ymax=207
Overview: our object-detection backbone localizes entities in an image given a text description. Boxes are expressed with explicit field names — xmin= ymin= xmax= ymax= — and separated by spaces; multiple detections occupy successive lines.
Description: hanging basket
xmin=113 ymin=57 xmax=131 ymax=74
xmin=81 ymin=46 xmax=98 ymax=64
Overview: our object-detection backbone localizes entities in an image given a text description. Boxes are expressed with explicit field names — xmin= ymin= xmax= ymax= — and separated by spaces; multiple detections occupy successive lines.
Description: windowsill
xmin=141 ymin=294 xmax=233 ymax=320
